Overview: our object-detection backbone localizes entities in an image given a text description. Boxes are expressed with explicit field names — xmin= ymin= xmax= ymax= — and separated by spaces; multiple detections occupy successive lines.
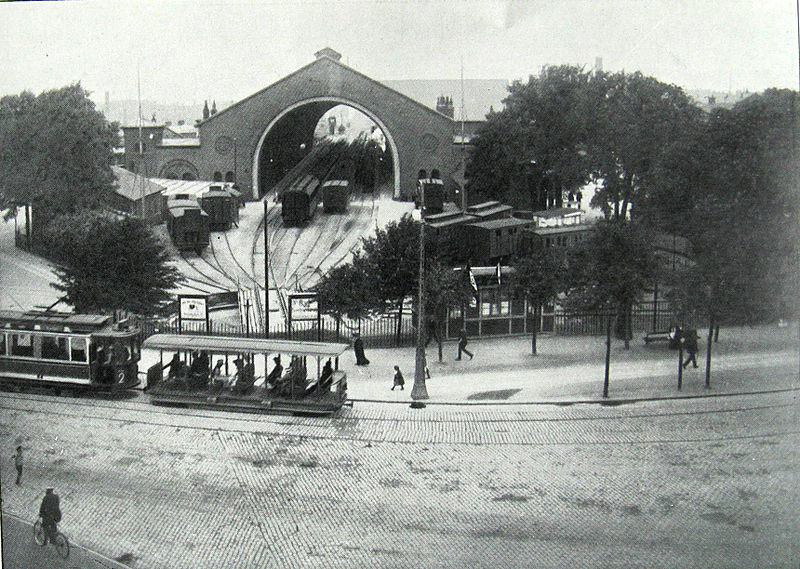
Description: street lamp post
xmin=411 ymin=181 xmax=429 ymax=401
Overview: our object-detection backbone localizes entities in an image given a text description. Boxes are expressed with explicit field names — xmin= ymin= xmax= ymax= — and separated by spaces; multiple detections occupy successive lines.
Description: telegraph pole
xmin=264 ymin=198 xmax=270 ymax=338
xmin=412 ymin=181 xmax=429 ymax=401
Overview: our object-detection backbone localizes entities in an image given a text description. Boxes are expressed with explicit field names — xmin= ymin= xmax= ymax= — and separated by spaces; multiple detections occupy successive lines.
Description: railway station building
xmin=122 ymin=48 xmax=506 ymax=203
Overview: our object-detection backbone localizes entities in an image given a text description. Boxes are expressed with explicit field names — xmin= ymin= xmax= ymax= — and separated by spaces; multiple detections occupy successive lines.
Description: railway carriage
xmin=0 ymin=311 xmax=140 ymax=392
xmin=197 ymin=184 xmax=239 ymax=231
xmin=143 ymin=334 xmax=350 ymax=415
xmin=282 ymin=176 xmax=322 ymax=226
xmin=415 ymin=177 xmax=446 ymax=215
xmin=322 ymin=180 xmax=350 ymax=213
xmin=167 ymin=199 xmax=210 ymax=254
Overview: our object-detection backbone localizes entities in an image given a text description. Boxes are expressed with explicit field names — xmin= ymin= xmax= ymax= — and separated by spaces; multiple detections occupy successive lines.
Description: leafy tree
xmin=510 ymin=247 xmax=567 ymax=354
xmin=40 ymin=211 xmax=182 ymax=315
xmin=359 ymin=215 xmax=422 ymax=344
xmin=422 ymin=261 xmax=474 ymax=361
xmin=0 ymin=84 xmax=118 ymax=228
xmin=564 ymin=220 xmax=660 ymax=397
xmin=589 ymin=71 xmax=703 ymax=220
xmin=466 ymin=65 xmax=597 ymax=210
xmin=315 ymin=256 xmax=377 ymax=337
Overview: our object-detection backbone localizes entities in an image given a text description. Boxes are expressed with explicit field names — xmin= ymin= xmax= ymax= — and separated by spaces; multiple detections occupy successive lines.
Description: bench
xmin=644 ymin=331 xmax=671 ymax=344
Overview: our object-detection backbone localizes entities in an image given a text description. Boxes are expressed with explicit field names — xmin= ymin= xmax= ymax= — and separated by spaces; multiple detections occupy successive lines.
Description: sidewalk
xmin=140 ymin=323 xmax=799 ymax=405
xmin=339 ymin=323 xmax=799 ymax=404
xmin=1 ymin=513 xmax=131 ymax=569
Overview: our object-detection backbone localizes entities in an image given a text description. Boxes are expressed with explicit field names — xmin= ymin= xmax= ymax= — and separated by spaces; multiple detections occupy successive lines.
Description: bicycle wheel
xmin=32 ymin=520 xmax=46 ymax=546
xmin=54 ymin=532 xmax=70 ymax=559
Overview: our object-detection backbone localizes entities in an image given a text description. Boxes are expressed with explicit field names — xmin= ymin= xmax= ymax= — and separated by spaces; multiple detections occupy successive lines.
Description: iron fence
xmin=133 ymin=300 xmax=675 ymax=347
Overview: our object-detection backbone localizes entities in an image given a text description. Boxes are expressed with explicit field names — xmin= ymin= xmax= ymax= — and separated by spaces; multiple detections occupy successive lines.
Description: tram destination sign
xmin=288 ymin=293 xmax=318 ymax=322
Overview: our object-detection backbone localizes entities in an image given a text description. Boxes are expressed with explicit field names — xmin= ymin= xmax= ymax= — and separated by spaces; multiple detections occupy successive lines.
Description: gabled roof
xmin=468 ymin=218 xmax=533 ymax=230
xmin=198 ymin=51 xmax=463 ymax=126
xmin=112 ymin=166 xmax=166 ymax=201
xmin=531 ymin=207 xmax=583 ymax=218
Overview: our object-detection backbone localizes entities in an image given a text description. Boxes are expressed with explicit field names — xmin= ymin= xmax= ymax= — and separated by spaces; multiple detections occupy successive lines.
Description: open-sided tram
xmin=143 ymin=334 xmax=350 ymax=415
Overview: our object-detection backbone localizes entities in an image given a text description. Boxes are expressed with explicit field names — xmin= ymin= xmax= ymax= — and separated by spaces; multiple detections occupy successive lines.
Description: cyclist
xmin=38 ymin=488 xmax=62 ymax=545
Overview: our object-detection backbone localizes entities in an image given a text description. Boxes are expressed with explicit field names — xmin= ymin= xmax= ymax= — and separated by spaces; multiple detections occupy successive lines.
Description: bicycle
xmin=33 ymin=517 xmax=70 ymax=559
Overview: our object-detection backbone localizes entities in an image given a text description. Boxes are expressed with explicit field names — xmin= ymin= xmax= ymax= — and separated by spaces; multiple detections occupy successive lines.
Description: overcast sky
xmin=1 ymin=0 xmax=798 ymax=106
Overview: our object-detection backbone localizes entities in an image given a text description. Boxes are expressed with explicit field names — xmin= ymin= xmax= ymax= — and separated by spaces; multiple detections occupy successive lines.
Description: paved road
xmin=1 ymin=385 xmax=798 ymax=569
xmin=1 ymin=513 xmax=129 ymax=569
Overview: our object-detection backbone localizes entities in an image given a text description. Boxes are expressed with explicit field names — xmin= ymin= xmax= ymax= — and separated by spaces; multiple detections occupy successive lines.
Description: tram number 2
xmin=117 ymin=370 xmax=126 ymax=383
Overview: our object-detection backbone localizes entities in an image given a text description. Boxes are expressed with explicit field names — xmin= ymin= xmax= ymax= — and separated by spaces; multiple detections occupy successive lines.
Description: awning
xmin=143 ymin=334 xmax=349 ymax=358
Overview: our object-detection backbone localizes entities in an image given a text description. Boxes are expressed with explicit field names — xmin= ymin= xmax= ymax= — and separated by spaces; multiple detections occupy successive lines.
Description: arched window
xmin=182 ymin=172 xmax=197 ymax=181
xmin=225 ymin=171 xmax=235 ymax=182
xmin=417 ymin=169 xmax=427 ymax=180
xmin=213 ymin=171 xmax=223 ymax=182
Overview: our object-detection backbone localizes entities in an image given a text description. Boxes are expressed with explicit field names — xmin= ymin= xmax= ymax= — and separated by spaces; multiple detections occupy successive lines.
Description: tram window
xmin=42 ymin=336 xmax=69 ymax=360
xmin=10 ymin=334 xmax=33 ymax=357
xmin=0 ymin=333 xmax=5 ymax=356
xmin=71 ymin=338 xmax=88 ymax=363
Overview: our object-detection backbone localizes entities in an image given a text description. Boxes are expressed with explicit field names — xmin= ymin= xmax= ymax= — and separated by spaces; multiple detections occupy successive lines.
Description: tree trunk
xmin=395 ymin=299 xmax=403 ymax=347
xmin=714 ymin=324 xmax=720 ymax=343
xmin=437 ymin=318 xmax=443 ymax=363
xmin=531 ymin=304 xmax=539 ymax=355
xmin=623 ymin=302 xmax=632 ymax=349
xmin=603 ymin=311 xmax=614 ymax=398
xmin=705 ymin=317 xmax=714 ymax=388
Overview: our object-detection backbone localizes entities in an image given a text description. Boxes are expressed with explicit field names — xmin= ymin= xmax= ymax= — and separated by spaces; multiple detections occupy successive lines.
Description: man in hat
xmin=39 ymin=488 xmax=62 ymax=545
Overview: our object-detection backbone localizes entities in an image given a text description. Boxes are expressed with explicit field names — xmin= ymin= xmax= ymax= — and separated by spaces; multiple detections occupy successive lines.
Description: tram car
xmin=282 ymin=176 xmax=322 ymax=226
xmin=143 ymin=334 xmax=350 ymax=416
xmin=167 ymin=198 xmax=210 ymax=254
xmin=415 ymin=177 xmax=446 ymax=215
xmin=0 ymin=310 xmax=140 ymax=393
xmin=322 ymin=180 xmax=350 ymax=213
xmin=197 ymin=184 xmax=240 ymax=231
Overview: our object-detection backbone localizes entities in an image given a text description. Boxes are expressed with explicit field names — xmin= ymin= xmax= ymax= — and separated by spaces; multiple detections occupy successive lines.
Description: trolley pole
xmin=264 ymin=199 xmax=270 ymax=338
xmin=411 ymin=183 xmax=429 ymax=402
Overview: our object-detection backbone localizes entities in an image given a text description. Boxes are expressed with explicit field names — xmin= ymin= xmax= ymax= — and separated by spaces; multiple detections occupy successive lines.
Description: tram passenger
xmin=164 ymin=353 xmax=182 ymax=379
xmin=319 ymin=359 xmax=334 ymax=390
xmin=233 ymin=359 xmax=256 ymax=394
xmin=265 ymin=356 xmax=283 ymax=389
xmin=188 ymin=351 xmax=210 ymax=388
xmin=209 ymin=360 xmax=225 ymax=392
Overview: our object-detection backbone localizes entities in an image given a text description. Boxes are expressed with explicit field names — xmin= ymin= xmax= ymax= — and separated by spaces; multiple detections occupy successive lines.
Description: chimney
xmin=436 ymin=95 xmax=454 ymax=118
xmin=203 ymin=100 xmax=210 ymax=120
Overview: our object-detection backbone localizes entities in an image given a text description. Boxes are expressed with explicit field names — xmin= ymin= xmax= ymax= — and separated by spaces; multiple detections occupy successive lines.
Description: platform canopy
xmin=143 ymin=334 xmax=349 ymax=358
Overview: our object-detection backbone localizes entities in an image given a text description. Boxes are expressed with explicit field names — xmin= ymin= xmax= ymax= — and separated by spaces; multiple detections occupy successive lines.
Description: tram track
xmin=1 ymin=388 xmax=796 ymax=430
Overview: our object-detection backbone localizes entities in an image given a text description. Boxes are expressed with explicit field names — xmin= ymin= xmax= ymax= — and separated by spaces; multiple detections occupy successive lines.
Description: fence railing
xmin=133 ymin=301 xmax=675 ymax=348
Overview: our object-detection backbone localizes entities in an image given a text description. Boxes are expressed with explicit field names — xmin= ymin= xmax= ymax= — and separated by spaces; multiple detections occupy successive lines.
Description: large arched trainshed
xmin=124 ymin=49 xmax=462 ymax=202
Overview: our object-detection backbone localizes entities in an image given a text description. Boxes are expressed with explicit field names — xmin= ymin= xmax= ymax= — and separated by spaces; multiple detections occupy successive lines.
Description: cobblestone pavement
xmin=1 ymin=386 xmax=798 ymax=569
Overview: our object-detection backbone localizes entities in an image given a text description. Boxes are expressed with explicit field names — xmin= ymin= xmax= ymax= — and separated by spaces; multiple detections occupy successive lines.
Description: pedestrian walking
xmin=391 ymin=365 xmax=405 ymax=390
xmin=456 ymin=328 xmax=473 ymax=360
xmin=682 ymin=329 xmax=699 ymax=369
xmin=12 ymin=445 xmax=23 ymax=485
xmin=353 ymin=333 xmax=370 ymax=366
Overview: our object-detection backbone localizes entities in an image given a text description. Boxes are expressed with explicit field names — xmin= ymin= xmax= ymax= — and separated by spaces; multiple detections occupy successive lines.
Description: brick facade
xmin=123 ymin=52 xmax=464 ymax=201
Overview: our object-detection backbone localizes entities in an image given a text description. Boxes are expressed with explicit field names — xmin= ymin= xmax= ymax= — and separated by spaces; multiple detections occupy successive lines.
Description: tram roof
xmin=143 ymin=334 xmax=349 ymax=358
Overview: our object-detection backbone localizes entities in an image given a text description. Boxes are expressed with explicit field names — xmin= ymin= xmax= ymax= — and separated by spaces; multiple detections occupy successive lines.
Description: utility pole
xmin=264 ymin=198 xmax=270 ymax=338
xmin=411 ymin=181 xmax=429 ymax=401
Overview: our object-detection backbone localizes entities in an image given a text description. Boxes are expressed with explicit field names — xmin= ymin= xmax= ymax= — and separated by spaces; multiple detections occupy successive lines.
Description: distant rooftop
xmin=112 ymin=166 xmax=166 ymax=200
xmin=381 ymin=79 xmax=508 ymax=121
